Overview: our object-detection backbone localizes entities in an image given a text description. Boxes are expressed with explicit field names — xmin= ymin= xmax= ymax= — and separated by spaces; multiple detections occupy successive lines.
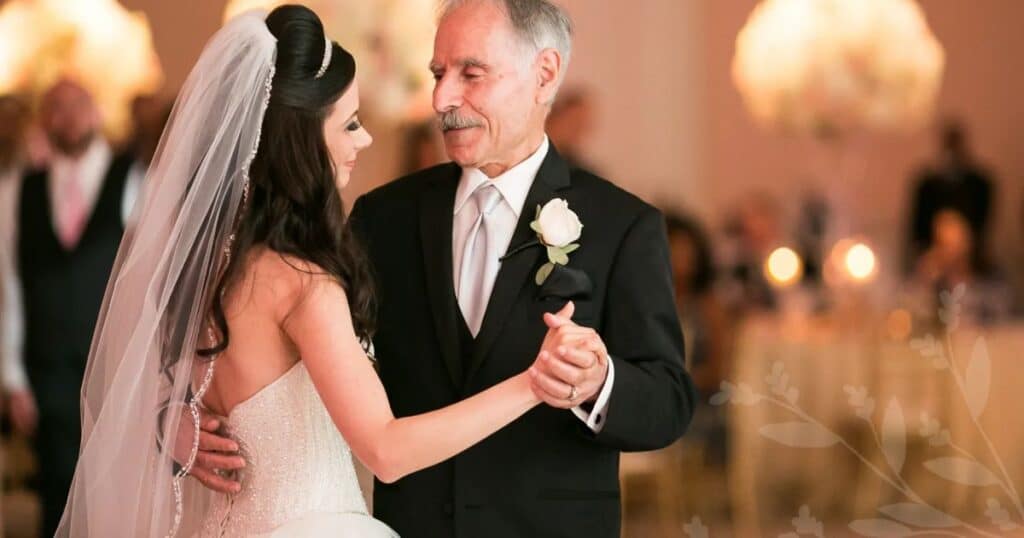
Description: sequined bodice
xmin=196 ymin=361 xmax=368 ymax=537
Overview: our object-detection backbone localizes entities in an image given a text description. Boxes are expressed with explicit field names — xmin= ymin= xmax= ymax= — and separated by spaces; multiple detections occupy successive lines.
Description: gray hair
xmin=440 ymin=0 xmax=574 ymax=81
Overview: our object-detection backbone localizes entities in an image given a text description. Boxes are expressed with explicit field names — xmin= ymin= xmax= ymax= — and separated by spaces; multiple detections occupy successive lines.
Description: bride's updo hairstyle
xmin=203 ymin=4 xmax=375 ymax=357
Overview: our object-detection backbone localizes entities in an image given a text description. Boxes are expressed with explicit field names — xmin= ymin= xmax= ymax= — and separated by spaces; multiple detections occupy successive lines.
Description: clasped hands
xmin=527 ymin=301 xmax=609 ymax=409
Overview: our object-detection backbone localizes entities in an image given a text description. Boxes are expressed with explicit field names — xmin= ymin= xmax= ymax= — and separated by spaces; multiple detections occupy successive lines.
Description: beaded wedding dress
xmin=195 ymin=362 xmax=397 ymax=537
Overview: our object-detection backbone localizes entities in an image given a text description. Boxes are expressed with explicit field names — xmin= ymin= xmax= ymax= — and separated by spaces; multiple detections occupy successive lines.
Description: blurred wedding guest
xmin=1 ymin=95 xmax=33 ymax=394
xmin=123 ymin=94 xmax=171 ymax=222
xmin=546 ymin=87 xmax=597 ymax=173
xmin=719 ymin=192 xmax=786 ymax=314
xmin=911 ymin=209 xmax=1012 ymax=325
xmin=0 ymin=95 xmax=31 ymax=181
xmin=0 ymin=96 xmax=40 ymax=534
xmin=666 ymin=214 xmax=730 ymax=464
xmin=667 ymin=214 xmax=728 ymax=397
xmin=400 ymin=119 xmax=447 ymax=176
xmin=907 ymin=119 xmax=993 ymax=271
xmin=0 ymin=78 xmax=141 ymax=536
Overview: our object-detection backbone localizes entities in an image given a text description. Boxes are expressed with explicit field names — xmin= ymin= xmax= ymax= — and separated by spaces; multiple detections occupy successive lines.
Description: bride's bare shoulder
xmin=239 ymin=246 xmax=347 ymax=319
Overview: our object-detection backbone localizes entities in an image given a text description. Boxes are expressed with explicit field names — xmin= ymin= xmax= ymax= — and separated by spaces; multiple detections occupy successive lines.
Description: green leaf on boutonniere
xmin=535 ymin=262 xmax=555 ymax=285
xmin=547 ymin=245 xmax=569 ymax=266
xmin=563 ymin=243 xmax=580 ymax=255
xmin=530 ymin=220 xmax=543 ymax=234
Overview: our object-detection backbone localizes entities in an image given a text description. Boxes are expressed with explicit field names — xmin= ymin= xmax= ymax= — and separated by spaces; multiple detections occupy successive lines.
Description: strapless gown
xmin=194 ymin=362 xmax=398 ymax=537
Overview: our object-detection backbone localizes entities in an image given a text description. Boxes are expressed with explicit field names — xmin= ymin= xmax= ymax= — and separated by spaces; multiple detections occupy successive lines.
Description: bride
xmin=55 ymin=5 xmax=602 ymax=537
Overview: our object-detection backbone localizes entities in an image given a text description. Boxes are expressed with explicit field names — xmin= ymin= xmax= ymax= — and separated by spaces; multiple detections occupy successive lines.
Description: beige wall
xmin=559 ymin=0 xmax=707 ymax=208
xmin=119 ymin=0 xmax=228 ymax=100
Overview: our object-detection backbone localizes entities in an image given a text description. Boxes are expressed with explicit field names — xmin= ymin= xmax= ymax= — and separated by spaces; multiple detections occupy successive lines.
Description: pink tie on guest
xmin=58 ymin=164 xmax=88 ymax=249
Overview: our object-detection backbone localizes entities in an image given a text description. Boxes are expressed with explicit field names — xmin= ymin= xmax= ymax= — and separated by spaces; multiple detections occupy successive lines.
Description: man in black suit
xmin=0 ymin=79 xmax=137 ymax=537
xmin=907 ymin=120 xmax=994 ymax=272
xmin=349 ymin=1 xmax=695 ymax=536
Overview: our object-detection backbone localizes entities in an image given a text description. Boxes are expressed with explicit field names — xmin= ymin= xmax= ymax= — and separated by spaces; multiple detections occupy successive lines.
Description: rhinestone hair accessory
xmin=315 ymin=36 xmax=332 ymax=79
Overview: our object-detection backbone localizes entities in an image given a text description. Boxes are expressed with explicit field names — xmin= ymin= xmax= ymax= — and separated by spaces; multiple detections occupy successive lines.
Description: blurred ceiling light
xmin=0 ymin=0 xmax=162 ymax=140
xmin=224 ymin=0 xmax=437 ymax=121
xmin=845 ymin=242 xmax=877 ymax=282
xmin=732 ymin=0 xmax=944 ymax=137
xmin=765 ymin=247 xmax=803 ymax=287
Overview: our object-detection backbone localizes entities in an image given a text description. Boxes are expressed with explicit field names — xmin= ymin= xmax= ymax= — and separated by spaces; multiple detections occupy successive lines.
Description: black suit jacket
xmin=349 ymin=146 xmax=695 ymax=538
xmin=907 ymin=164 xmax=993 ymax=270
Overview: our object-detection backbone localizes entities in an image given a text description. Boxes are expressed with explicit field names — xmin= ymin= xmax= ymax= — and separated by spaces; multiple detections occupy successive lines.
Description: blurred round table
xmin=727 ymin=313 xmax=1024 ymax=534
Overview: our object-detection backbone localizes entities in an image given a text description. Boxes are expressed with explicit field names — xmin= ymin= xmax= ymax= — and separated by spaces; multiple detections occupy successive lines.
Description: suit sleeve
xmin=592 ymin=207 xmax=696 ymax=451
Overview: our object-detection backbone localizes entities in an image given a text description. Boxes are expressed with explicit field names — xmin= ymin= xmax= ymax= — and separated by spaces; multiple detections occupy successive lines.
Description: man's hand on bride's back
xmin=173 ymin=408 xmax=246 ymax=494
xmin=528 ymin=302 xmax=610 ymax=410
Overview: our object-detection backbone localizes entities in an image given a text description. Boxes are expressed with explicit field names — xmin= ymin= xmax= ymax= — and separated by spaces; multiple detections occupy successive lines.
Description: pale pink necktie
xmin=58 ymin=164 xmax=87 ymax=248
xmin=457 ymin=184 xmax=503 ymax=336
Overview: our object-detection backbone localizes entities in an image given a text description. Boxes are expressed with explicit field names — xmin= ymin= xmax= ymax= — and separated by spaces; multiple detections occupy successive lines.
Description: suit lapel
xmin=419 ymin=164 xmax=464 ymax=389
xmin=466 ymin=146 xmax=572 ymax=384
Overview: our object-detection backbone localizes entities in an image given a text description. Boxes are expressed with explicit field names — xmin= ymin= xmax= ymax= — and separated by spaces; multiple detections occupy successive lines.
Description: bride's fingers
xmin=529 ymin=364 xmax=574 ymax=400
xmin=554 ymin=346 xmax=598 ymax=369
xmin=190 ymin=466 xmax=241 ymax=494
xmin=543 ymin=301 xmax=576 ymax=328
xmin=199 ymin=431 xmax=239 ymax=453
xmin=555 ymin=301 xmax=575 ymax=319
xmin=543 ymin=312 xmax=573 ymax=329
xmin=548 ymin=330 xmax=597 ymax=346
xmin=196 ymin=451 xmax=246 ymax=471
xmin=580 ymin=337 xmax=608 ymax=360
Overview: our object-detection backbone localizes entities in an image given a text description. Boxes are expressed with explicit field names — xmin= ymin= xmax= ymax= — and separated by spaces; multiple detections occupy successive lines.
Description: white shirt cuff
xmin=571 ymin=355 xmax=615 ymax=433
xmin=2 ymin=360 xmax=29 ymax=392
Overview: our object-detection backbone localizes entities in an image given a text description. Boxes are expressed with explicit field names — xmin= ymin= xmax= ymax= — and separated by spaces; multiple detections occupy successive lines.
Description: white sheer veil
xmin=56 ymin=10 xmax=276 ymax=537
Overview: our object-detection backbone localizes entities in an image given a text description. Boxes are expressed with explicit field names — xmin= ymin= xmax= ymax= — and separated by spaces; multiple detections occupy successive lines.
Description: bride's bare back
xmin=202 ymin=247 xmax=310 ymax=417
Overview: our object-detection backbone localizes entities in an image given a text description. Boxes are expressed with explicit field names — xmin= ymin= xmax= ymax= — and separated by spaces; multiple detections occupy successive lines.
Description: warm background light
xmin=0 ymin=0 xmax=163 ymax=140
xmin=885 ymin=308 xmax=913 ymax=341
xmin=844 ymin=242 xmax=877 ymax=282
xmin=765 ymin=247 xmax=803 ymax=287
xmin=732 ymin=0 xmax=945 ymax=136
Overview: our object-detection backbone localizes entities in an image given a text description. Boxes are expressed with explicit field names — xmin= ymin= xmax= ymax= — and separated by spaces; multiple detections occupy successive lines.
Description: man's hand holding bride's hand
xmin=528 ymin=302 xmax=609 ymax=409
xmin=173 ymin=408 xmax=246 ymax=494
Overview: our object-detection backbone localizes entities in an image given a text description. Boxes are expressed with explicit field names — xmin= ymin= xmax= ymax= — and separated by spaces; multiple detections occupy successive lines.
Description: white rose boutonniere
xmin=530 ymin=199 xmax=582 ymax=285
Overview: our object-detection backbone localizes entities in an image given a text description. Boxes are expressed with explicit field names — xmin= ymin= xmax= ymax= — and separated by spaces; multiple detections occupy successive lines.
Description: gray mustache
xmin=439 ymin=111 xmax=483 ymax=132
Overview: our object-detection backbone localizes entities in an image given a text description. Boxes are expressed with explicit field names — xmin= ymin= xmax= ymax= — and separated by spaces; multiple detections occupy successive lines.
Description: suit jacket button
xmin=444 ymin=502 xmax=454 ymax=516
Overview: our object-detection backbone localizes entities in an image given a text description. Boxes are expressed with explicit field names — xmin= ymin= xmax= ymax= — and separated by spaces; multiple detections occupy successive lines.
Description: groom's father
xmin=350 ymin=1 xmax=696 ymax=536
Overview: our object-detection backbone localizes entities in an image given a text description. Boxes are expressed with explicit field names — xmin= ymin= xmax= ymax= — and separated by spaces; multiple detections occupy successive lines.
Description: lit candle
xmin=844 ymin=242 xmax=877 ymax=282
xmin=765 ymin=247 xmax=803 ymax=288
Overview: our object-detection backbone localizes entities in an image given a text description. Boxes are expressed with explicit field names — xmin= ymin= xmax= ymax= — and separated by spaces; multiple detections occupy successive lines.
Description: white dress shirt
xmin=452 ymin=136 xmax=615 ymax=433
xmin=0 ymin=138 xmax=141 ymax=392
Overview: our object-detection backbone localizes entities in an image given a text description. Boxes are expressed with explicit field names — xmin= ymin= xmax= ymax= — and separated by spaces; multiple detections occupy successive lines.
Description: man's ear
xmin=536 ymin=48 xmax=563 ymax=105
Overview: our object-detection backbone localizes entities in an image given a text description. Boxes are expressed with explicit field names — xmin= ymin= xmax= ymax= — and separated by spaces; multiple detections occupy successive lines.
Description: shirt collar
xmin=51 ymin=136 xmax=111 ymax=182
xmin=453 ymin=136 xmax=550 ymax=218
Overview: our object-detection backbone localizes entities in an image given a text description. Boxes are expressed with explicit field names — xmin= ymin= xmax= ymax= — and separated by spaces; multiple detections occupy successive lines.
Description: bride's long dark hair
xmin=203 ymin=4 xmax=376 ymax=355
